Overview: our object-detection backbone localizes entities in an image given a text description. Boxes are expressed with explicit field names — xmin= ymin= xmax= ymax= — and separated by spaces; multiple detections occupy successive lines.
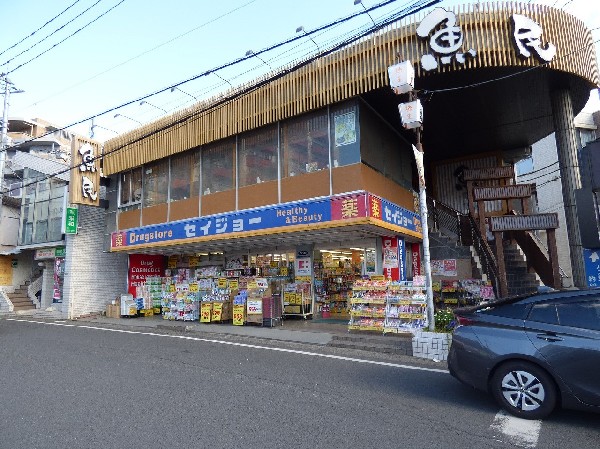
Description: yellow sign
xmin=370 ymin=275 xmax=385 ymax=281
xmin=200 ymin=303 xmax=212 ymax=322
xmin=188 ymin=256 xmax=199 ymax=267
xmin=280 ymin=266 xmax=288 ymax=276
xmin=189 ymin=283 xmax=198 ymax=292
xmin=169 ymin=283 xmax=176 ymax=292
xmin=168 ymin=256 xmax=178 ymax=269
xmin=247 ymin=280 xmax=258 ymax=289
xmin=233 ymin=304 xmax=245 ymax=325
xmin=212 ymin=302 xmax=223 ymax=321
xmin=217 ymin=278 xmax=228 ymax=288
xmin=0 ymin=256 xmax=13 ymax=285
xmin=229 ymin=279 xmax=239 ymax=290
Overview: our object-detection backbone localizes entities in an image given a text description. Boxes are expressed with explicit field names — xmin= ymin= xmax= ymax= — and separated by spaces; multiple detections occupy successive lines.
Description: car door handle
xmin=536 ymin=333 xmax=563 ymax=342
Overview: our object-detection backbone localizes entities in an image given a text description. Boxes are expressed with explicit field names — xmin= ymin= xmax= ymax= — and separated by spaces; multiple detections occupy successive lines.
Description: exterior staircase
xmin=7 ymin=284 xmax=36 ymax=311
xmin=501 ymin=242 xmax=541 ymax=296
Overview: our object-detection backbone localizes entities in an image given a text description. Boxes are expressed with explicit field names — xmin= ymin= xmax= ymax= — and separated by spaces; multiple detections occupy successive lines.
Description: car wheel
xmin=490 ymin=361 xmax=557 ymax=419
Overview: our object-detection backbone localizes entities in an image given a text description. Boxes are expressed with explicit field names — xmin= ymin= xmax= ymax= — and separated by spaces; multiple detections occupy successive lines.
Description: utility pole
xmin=0 ymin=75 xmax=24 ymax=199
xmin=0 ymin=76 xmax=11 ymax=199
xmin=388 ymin=59 xmax=435 ymax=331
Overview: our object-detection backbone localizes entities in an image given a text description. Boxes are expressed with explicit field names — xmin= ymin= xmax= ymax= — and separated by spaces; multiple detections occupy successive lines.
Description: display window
xmin=143 ymin=160 xmax=169 ymax=207
xmin=170 ymin=151 xmax=200 ymax=201
xmin=281 ymin=110 xmax=329 ymax=177
xmin=331 ymin=101 xmax=360 ymax=167
xmin=202 ymin=139 xmax=235 ymax=195
xmin=238 ymin=126 xmax=278 ymax=187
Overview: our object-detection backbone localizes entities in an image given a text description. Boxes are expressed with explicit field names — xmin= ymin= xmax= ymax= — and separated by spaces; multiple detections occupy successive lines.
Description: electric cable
xmin=3 ymin=0 xmax=128 ymax=76
xmin=0 ymin=0 xmax=82 ymax=58
xmin=25 ymin=0 xmax=259 ymax=109
xmin=3 ymin=0 xmax=440 ymax=196
xmin=1 ymin=0 xmax=106 ymax=68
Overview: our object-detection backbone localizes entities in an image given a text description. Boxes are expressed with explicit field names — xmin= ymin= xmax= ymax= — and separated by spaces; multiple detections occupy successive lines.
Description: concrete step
xmin=13 ymin=303 xmax=36 ymax=311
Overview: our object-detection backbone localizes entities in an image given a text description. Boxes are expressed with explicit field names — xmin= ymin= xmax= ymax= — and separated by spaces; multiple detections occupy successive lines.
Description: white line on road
xmin=6 ymin=318 xmax=449 ymax=374
xmin=490 ymin=410 xmax=542 ymax=448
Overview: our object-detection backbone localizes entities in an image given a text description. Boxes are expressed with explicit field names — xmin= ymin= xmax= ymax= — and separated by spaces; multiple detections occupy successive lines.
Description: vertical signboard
xmin=128 ymin=254 xmax=165 ymax=296
xmin=382 ymin=237 xmax=399 ymax=281
xmin=583 ymin=248 xmax=600 ymax=288
xmin=65 ymin=207 xmax=78 ymax=234
xmin=412 ymin=243 xmax=421 ymax=276
xmin=69 ymin=137 xmax=101 ymax=207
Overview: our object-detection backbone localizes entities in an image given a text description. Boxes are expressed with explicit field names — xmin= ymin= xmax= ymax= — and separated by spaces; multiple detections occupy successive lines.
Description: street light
xmin=90 ymin=123 xmax=118 ymax=138
xmin=139 ymin=100 xmax=167 ymax=113
xmin=245 ymin=50 xmax=272 ymax=70
xmin=354 ymin=0 xmax=376 ymax=27
xmin=170 ymin=86 xmax=198 ymax=101
xmin=113 ymin=113 xmax=142 ymax=125
xmin=295 ymin=26 xmax=320 ymax=51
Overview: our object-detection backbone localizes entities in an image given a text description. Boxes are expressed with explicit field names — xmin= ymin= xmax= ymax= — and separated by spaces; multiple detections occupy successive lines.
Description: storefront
xmin=110 ymin=191 xmax=427 ymax=327
xmin=102 ymin=3 xmax=598 ymax=325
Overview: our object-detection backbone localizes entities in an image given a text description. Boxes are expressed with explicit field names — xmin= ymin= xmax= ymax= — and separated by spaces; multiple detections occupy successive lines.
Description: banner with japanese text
xmin=128 ymin=254 xmax=165 ymax=296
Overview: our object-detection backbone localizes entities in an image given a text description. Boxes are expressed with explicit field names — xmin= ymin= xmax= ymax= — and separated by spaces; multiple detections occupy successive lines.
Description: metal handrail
xmin=427 ymin=197 xmax=500 ymax=297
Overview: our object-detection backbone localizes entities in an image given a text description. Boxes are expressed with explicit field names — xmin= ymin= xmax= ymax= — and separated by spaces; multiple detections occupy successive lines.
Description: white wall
xmin=62 ymin=205 xmax=128 ymax=319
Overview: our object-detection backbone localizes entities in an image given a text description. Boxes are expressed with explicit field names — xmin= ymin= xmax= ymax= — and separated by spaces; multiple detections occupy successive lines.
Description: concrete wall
xmin=62 ymin=204 xmax=128 ymax=319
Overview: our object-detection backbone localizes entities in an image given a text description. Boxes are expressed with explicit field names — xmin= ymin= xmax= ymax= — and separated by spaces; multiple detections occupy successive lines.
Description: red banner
xmin=128 ymin=254 xmax=165 ymax=296
xmin=331 ymin=192 xmax=367 ymax=221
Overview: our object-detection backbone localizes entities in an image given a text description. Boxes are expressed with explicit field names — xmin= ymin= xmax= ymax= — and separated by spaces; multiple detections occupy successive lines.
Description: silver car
xmin=448 ymin=289 xmax=600 ymax=419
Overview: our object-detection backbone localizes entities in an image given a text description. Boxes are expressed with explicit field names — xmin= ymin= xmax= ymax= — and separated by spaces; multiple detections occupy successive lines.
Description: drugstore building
xmin=101 ymin=2 xmax=598 ymax=321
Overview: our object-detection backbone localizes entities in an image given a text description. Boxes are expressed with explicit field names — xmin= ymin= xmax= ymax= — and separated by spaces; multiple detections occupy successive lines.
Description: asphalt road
xmin=1 ymin=318 xmax=598 ymax=449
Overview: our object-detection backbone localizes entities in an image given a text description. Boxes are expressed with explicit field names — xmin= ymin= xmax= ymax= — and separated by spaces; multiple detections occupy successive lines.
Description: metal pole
xmin=413 ymin=132 xmax=435 ymax=331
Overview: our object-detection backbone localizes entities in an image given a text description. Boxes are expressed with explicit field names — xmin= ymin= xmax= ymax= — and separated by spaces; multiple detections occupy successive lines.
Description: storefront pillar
xmin=550 ymin=88 xmax=586 ymax=288
xmin=40 ymin=260 xmax=55 ymax=310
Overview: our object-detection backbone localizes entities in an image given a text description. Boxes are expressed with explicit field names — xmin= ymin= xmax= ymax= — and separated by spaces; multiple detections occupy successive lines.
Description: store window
xmin=202 ymin=139 xmax=235 ymax=194
xmin=143 ymin=160 xmax=168 ymax=207
xmin=331 ymin=102 xmax=360 ymax=167
xmin=238 ymin=126 xmax=278 ymax=187
xmin=47 ymin=179 xmax=65 ymax=241
xmin=281 ymin=110 xmax=329 ymax=177
xmin=119 ymin=167 xmax=142 ymax=208
xmin=170 ymin=151 xmax=200 ymax=201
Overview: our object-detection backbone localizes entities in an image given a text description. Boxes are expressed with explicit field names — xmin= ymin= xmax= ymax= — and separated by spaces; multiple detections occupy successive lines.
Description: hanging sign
xmin=217 ymin=278 xmax=228 ymax=288
xmin=69 ymin=137 xmax=101 ymax=207
xmin=229 ymin=279 xmax=239 ymax=290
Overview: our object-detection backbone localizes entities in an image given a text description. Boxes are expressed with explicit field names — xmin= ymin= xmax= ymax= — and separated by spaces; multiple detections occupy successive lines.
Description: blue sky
xmin=1 ymin=0 xmax=599 ymax=142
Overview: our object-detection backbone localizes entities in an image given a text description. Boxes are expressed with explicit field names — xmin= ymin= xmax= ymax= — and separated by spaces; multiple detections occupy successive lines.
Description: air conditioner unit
xmin=7 ymin=181 xmax=22 ymax=198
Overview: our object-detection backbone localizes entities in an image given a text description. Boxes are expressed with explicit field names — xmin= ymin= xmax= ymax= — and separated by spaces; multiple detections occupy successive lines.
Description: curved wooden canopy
xmin=102 ymin=2 xmax=599 ymax=175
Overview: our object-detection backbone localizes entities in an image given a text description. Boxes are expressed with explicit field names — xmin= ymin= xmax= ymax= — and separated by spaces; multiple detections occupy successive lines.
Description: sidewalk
xmin=78 ymin=314 xmax=346 ymax=346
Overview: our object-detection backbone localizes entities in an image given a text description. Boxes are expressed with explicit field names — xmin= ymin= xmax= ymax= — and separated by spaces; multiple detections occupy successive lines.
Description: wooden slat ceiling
xmin=102 ymin=2 xmax=599 ymax=175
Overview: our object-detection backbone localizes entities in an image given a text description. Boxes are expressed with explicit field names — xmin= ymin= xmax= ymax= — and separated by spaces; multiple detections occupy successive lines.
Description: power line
xmin=4 ymin=0 xmax=440 ymax=196
xmin=4 ymin=0 xmax=128 ymax=76
xmin=0 ymin=0 xmax=82 ymax=58
xmin=518 ymin=160 xmax=560 ymax=178
xmin=24 ymin=0 xmax=259 ymax=109
xmin=1 ymin=0 xmax=106 ymax=69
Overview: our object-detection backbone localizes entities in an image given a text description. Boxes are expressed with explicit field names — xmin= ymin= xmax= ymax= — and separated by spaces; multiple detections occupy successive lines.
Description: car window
xmin=556 ymin=299 xmax=600 ymax=331
xmin=479 ymin=303 xmax=530 ymax=319
xmin=528 ymin=303 xmax=559 ymax=324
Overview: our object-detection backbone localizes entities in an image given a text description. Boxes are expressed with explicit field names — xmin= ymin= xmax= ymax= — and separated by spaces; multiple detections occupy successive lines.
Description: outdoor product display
xmin=282 ymin=281 xmax=313 ymax=319
xmin=348 ymin=279 xmax=387 ymax=331
xmin=348 ymin=279 xmax=428 ymax=333
xmin=433 ymin=279 xmax=495 ymax=308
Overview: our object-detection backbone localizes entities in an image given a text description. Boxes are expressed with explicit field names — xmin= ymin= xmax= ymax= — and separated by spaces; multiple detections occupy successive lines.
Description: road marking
xmin=490 ymin=410 xmax=541 ymax=448
xmin=6 ymin=318 xmax=448 ymax=374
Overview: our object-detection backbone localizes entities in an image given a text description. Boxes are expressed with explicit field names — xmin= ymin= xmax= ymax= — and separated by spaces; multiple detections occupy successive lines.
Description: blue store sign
xmin=583 ymin=248 xmax=600 ymax=288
